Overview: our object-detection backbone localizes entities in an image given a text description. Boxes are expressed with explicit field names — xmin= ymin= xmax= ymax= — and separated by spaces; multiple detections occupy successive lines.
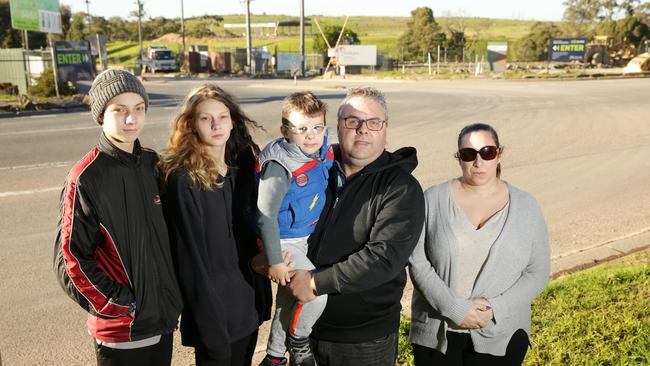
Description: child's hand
xmin=268 ymin=263 xmax=291 ymax=286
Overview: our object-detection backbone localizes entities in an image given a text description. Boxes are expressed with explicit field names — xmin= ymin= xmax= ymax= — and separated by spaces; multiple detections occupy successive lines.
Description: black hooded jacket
xmin=308 ymin=145 xmax=425 ymax=343
xmin=54 ymin=133 xmax=183 ymax=343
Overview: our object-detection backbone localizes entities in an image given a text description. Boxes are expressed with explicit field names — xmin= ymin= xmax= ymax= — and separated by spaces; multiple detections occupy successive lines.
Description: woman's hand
xmin=470 ymin=297 xmax=494 ymax=323
xmin=459 ymin=298 xmax=493 ymax=329
xmin=460 ymin=303 xmax=489 ymax=329
xmin=268 ymin=263 xmax=292 ymax=286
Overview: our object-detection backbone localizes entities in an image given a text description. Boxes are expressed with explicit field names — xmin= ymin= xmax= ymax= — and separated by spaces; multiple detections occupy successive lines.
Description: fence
xmin=0 ymin=49 xmax=52 ymax=95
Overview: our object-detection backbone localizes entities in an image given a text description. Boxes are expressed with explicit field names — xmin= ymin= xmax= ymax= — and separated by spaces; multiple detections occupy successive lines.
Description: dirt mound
xmin=154 ymin=33 xmax=183 ymax=43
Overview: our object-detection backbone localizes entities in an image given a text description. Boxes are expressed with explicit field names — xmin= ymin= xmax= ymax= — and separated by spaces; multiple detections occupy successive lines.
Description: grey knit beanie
xmin=89 ymin=69 xmax=149 ymax=125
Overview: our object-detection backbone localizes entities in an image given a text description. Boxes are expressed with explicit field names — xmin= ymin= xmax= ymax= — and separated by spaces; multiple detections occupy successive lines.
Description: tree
xmin=68 ymin=12 xmax=88 ymax=41
xmin=90 ymin=16 xmax=110 ymax=36
xmin=148 ymin=16 xmax=180 ymax=38
xmin=398 ymin=7 xmax=444 ymax=60
xmin=0 ymin=1 xmax=22 ymax=48
xmin=108 ymin=16 xmax=131 ymax=41
xmin=312 ymin=24 xmax=359 ymax=53
xmin=512 ymin=22 xmax=563 ymax=61
xmin=185 ymin=15 xmax=223 ymax=39
xmin=59 ymin=5 xmax=72 ymax=40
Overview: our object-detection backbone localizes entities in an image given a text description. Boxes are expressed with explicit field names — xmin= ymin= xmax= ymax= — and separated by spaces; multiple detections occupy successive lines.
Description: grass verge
xmin=397 ymin=249 xmax=650 ymax=365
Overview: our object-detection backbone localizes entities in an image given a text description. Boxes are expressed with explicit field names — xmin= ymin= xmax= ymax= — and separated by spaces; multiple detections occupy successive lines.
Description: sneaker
xmin=287 ymin=336 xmax=317 ymax=366
xmin=259 ymin=355 xmax=287 ymax=366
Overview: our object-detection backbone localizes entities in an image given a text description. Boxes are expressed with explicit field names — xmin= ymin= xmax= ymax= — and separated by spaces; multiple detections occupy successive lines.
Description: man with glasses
xmin=257 ymin=91 xmax=333 ymax=366
xmin=287 ymin=87 xmax=425 ymax=366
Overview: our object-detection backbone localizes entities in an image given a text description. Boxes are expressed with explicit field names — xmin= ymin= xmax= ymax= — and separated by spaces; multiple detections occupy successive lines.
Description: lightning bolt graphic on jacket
xmin=309 ymin=194 xmax=319 ymax=211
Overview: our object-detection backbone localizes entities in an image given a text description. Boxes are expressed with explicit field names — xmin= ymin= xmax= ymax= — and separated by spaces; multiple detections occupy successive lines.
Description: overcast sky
xmin=63 ymin=0 xmax=567 ymax=21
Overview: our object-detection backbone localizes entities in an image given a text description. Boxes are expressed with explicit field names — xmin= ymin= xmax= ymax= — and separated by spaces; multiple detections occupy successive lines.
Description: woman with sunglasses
xmin=408 ymin=123 xmax=550 ymax=366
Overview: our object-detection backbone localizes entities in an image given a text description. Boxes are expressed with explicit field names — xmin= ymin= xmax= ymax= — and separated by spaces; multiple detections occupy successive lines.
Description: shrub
xmin=28 ymin=67 xmax=77 ymax=97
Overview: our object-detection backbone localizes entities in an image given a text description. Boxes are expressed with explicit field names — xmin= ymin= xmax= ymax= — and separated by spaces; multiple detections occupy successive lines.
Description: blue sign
xmin=549 ymin=38 xmax=587 ymax=61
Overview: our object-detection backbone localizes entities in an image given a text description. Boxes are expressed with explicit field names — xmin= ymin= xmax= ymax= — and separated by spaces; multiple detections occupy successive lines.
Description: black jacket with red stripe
xmin=54 ymin=133 xmax=183 ymax=343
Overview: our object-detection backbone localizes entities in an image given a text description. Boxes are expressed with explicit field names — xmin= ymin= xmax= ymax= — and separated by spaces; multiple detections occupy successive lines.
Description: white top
xmin=447 ymin=194 xmax=509 ymax=332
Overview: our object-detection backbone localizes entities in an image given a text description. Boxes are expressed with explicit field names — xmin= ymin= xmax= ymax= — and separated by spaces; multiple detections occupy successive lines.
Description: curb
xmin=0 ymin=98 xmax=181 ymax=119
xmin=550 ymin=228 xmax=650 ymax=279
xmin=0 ymin=106 xmax=89 ymax=119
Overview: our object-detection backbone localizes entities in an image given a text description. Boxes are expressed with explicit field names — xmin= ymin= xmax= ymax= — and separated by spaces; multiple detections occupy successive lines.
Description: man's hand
xmin=268 ymin=263 xmax=292 ymax=286
xmin=286 ymin=269 xmax=317 ymax=303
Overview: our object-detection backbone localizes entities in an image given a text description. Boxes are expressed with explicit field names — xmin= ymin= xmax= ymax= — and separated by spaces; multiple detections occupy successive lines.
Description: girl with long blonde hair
xmin=160 ymin=84 xmax=272 ymax=366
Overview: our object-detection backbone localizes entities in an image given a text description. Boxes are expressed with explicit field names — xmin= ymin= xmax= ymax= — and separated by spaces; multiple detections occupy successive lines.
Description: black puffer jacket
xmin=54 ymin=133 xmax=183 ymax=343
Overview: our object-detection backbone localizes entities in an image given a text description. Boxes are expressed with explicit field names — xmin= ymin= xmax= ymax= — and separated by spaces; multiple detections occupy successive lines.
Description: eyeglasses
xmin=456 ymin=146 xmax=499 ymax=162
xmin=341 ymin=117 xmax=386 ymax=131
xmin=287 ymin=123 xmax=326 ymax=135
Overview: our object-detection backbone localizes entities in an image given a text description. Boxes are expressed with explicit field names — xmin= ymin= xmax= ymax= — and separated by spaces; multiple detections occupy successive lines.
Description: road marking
xmin=31 ymin=114 xmax=58 ymax=118
xmin=0 ymin=119 xmax=169 ymax=137
xmin=0 ymin=186 xmax=61 ymax=198
xmin=0 ymin=125 xmax=97 ymax=137
xmin=0 ymin=161 xmax=74 ymax=171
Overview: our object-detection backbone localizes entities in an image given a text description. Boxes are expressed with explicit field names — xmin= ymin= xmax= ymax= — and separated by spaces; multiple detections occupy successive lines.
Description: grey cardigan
xmin=408 ymin=180 xmax=550 ymax=356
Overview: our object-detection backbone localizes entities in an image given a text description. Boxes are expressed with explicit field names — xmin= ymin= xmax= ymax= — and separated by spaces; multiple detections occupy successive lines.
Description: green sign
xmin=9 ymin=0 xmax=62 ymax=34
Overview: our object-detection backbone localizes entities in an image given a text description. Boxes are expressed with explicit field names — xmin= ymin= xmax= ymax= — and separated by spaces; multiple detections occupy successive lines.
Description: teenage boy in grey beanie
xmin=54 ymin=69 xmax=183 ymax=366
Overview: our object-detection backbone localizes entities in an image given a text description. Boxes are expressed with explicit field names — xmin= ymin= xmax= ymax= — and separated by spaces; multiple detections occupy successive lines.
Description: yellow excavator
xmin=584 ymin=35 xmax=640 ymax=67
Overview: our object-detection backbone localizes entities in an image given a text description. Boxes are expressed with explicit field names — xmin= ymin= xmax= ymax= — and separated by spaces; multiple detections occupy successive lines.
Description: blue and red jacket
xmin=257 ymin=134 xmax=334 ymax=238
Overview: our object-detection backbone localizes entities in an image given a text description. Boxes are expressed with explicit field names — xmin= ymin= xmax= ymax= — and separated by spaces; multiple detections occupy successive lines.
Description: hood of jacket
xmin=332 ymin=144 xmax=418 ymax=177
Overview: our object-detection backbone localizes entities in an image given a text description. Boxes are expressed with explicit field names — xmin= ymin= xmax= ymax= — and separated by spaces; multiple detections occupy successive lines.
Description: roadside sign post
xmin=50 ymin=40 xmax=60 ymax=98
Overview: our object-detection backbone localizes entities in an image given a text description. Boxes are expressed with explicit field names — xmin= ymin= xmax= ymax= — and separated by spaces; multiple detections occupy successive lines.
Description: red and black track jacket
xmin=54 ymin=133 xmax=183 ymax=343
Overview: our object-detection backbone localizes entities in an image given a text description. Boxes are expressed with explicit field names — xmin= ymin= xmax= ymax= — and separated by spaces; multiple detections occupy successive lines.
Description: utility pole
xmin=137 ymin=0 xmax=143 ymax=74
xmin=23 ymin=30 xmax=29 ymax=49
xmin=180 ymin=0 xmax=186 ymax=72
xmin=85 ymin=0 xmax=92 ymax=33
xmin=245 ymin=0 xmax=252 ymax=75
xmin=299 ymin=0 xmax=304 ymax=77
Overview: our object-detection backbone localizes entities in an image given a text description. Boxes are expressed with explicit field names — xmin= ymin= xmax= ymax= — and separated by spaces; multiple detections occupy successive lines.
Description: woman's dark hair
xmin=456 ymin=123 xmax=504 ymax=178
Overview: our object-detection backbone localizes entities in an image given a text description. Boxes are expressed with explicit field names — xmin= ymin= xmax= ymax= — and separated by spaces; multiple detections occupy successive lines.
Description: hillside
xmin=106 ymin=15 xmax=544 ymax=67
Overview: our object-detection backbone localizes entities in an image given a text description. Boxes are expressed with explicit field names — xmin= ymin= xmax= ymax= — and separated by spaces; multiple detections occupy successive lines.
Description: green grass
xmin=397 ymin=249 xmax=650 ymax=365
xmin=104 ymin=15 xmax=543 ymax=67
xmin=0 ymin=93 xmax=19 ymax=101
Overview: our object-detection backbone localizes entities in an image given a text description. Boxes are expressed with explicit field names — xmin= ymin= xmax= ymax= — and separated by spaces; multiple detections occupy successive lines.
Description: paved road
xmin=1 ymin=77 xmax=649 ymax=365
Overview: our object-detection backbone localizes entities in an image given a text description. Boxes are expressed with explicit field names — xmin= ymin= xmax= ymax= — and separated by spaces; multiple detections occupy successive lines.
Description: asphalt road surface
xmin=1 ymin=77 xmax=649 ymax=365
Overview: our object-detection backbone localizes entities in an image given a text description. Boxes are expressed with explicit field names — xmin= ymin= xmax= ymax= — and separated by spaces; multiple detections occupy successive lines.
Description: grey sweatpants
xmin=266 ymin=236 xmax=328 ymax=358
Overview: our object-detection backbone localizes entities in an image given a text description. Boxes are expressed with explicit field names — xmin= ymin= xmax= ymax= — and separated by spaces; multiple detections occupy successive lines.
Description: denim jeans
xmin=311 ymin=332 xmax=398 ymax=366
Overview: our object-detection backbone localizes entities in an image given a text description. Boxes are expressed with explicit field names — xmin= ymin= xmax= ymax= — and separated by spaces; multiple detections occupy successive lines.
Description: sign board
xmin=9 ymin=0 xmax=62 ymax=34
xmin=53 ymin=41 xmax=94 ymax=84
xmin=277 ymin=53 xmax=302 ymax=72
xmin=487 ymin=42 xmax=508 ymax=72
xmin=336 ymin=45 xmax=376 ymax=66
xmin=549 ymin=38 xmax=587 ymax=62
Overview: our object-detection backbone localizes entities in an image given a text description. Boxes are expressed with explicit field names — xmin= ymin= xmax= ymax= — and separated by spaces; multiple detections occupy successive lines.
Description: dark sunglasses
xmin=456 ymin=146 xmax=499 ymax=162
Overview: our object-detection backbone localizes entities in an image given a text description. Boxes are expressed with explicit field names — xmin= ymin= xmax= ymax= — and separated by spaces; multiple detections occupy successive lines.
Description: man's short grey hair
xmin=337 ymin=87 xmax=389 ymax=121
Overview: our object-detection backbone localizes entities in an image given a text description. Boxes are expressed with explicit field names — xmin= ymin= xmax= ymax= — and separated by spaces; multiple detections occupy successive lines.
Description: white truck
xmin=138 ymin=46 xmax=177 ymax=73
